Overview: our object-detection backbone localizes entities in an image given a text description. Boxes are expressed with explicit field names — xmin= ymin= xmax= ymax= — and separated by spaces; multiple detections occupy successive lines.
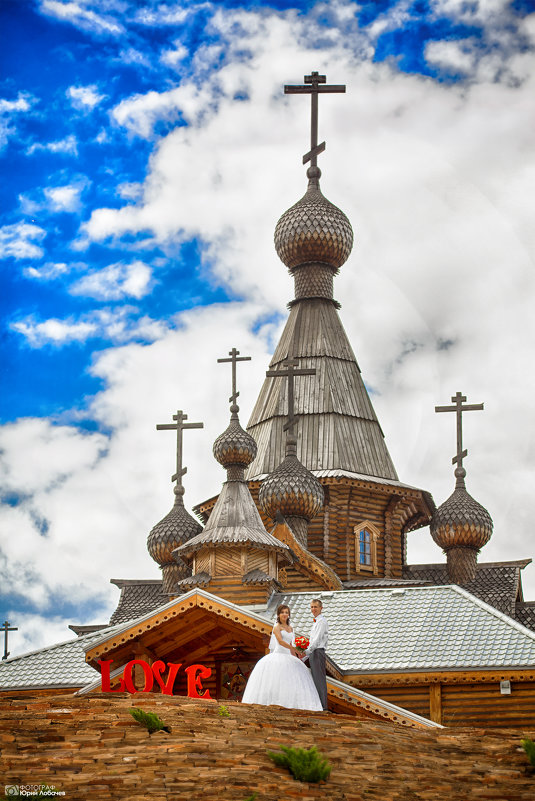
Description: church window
xmin=359 ymin=529 xmax=372 ymax=565
xmin=354 ymin=521 xmax=379 ymax=575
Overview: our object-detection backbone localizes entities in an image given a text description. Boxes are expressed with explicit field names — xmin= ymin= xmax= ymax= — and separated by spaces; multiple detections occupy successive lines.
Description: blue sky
xmin=1 ymin=0 xmax=535 ymax=656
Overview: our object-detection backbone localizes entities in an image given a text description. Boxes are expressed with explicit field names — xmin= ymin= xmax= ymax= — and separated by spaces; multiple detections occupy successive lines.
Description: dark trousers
xmin=309 ymin=648 xmax=328 ymax=710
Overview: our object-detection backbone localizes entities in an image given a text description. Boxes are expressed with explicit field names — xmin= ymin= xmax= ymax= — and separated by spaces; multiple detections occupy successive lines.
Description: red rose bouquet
xmin=294 ymin=635 xmax=309 ymax=654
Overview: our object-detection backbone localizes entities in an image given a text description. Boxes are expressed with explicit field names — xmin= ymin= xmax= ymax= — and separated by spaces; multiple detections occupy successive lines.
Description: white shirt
xmin=306 ymin=613 xmax=328 ymax=654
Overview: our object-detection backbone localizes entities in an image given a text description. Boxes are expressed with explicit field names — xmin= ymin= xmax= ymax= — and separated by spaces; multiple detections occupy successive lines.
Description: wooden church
xmin=2 ymin=73 xmax=535 ymax=730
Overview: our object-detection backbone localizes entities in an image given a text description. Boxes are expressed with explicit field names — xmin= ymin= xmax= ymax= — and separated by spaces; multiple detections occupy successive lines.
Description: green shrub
xmin=129 ymin=707 xmax=170 ymax=734
xmin=521 ymin=738 xmax=535 ymax=767
xmin=267 ymin=744 xmax=331 ymax=783
xmin=243 ymin=794 xmax=258 ymax=801
xmin=218 ymin=704 xmax=231 ymax=718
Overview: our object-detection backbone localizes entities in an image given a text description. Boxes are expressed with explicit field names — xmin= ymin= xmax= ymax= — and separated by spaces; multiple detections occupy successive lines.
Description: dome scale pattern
xmin=147 ymin=487 xmax=202 ymax=567
xmin=274 ymin=181 xmax=353 ymax=271
xmin=259 ymin=453 xmax=324 ymax=523
xmin=431 ymin=486 xmax=493 ymax=552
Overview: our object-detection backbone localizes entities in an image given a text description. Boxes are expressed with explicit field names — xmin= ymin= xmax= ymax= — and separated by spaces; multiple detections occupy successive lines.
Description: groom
xmin=305 ymin=598 xmax=329 ymax=710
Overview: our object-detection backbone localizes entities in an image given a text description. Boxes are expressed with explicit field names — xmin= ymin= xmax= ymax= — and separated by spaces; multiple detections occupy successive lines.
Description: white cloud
xmin=67 ymin=84 xmax=105 ymax=110
xmin=161 ymin=43 xmax=188 ymax=69
xmin=111 ymin=84 xmax=212 ymax=138
xmin=117 ymin=48 xmax=154 ymax=68
xmin=11 ymin=306 xmax=167 ymax=347
xmin=0 ymin=96 xmax=32 ymax=114
xmin=428 ymin=0 xmax=535 ymax=83
xmin=23 ymin=262 xmax=70 ymax=280
xmin=117 ymin=182 xmax=143 ymax=200
xmin=12 ymin=317 xmax=98 ymax=345
xmin=44 ymin=183 xmax=85 ymax=213
xmin=0 ymin=92 xmax=35 ymax=150
xmin=38 ymin=0 xmax=123 ymax=35
xmin=27 ymin=134 xmax=78 ymax=155
xmin=425 ymin=38 xmax=477 ymax=74
xmin=0 ymin=303 xmax=271 ymax=636
xmin=0 ymin=221 xmax=46 ymax=260
xmin=70 ymin=260 xmax=152 ymax=300
xmin=134 ymin=6 xmax=189 ymax=26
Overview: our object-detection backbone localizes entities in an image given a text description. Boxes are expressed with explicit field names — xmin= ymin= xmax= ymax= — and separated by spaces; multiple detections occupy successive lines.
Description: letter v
xmin=152 ymin=661 xmax=182 ymax=695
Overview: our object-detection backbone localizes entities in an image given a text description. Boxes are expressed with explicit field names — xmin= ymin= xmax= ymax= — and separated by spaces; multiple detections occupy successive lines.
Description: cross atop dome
xmin=156 ymin=410 xmax=203 ymax=491
xmin=435 ymin=391 xmax=484 ymax=486
xmin=284 ymin=71 xmax=346 ymax=172
xmin=217 ymin=347 xmax=251 ymax=408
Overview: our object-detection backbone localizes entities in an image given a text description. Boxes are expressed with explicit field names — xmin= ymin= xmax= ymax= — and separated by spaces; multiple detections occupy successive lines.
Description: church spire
xmin=246 ymin=71 xmax=397 ymax=482
xmin=258 ymin=358 xmax=324 ymax=546
xmin=430 ymin=392 xmax=493 ymax=585
xmin=147 ymin=409 xmax=203 ymax=597
xmin=276 ymin=71 xmax=353 ymax=307
xmin=175 ymin=349 xmax=290 ymax=599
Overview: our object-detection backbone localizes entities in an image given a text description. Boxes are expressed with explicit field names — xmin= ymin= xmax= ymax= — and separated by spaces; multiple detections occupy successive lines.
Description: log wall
xmin=248 ymin=479 xmax=414 ymax=581
xmin=352 ymin=676 xmax=535 ymax=729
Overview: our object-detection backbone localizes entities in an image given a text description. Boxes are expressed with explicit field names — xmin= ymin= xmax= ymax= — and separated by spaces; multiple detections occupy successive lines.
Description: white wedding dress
xmin=241 ymin=629 xmax=322 ymax=711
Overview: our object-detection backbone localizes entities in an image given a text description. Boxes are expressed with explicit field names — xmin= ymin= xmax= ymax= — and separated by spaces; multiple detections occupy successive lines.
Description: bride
xmin=241 ymin=604 xmax=323 ymax=711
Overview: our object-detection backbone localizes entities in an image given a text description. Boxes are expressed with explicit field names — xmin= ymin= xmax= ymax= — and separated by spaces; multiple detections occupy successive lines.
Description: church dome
xmin=259 ymin=450 xmax=324 ymax=522
xmin=213 ymin=405 xmax=257 ymax=469
xmin=274 ymin=173 xmax=353 ymax=271
xmin=430 ymin=468 xmax=493 ymax=552
xmin=147 ymin=485 xmax=202 ymax=566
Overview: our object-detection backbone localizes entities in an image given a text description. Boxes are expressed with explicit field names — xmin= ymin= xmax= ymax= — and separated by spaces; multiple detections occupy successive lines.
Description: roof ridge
xmin=84 ymin=588 xmax=278 ymax=652
xmin=449 ymin=584 xmax=535 ymax=641
xmin=0 ymin=624 xmax=122 ymax=665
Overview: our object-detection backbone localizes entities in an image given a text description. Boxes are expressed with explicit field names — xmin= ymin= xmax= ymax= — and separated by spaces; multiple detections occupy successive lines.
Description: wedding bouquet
xmin=294 ymin=635 xmax=309 ymax=654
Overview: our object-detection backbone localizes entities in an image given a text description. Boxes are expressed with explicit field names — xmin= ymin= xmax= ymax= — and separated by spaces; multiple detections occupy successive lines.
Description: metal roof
xmin=4 ymin=584 xmax=535 ymax=691
xmin=402 ymin=561 xmax=527 ymax=619
xmin=268 ymin=585 xmax=535 ymax=673
xmin=0 ymin=627 xmax=119 ymax=691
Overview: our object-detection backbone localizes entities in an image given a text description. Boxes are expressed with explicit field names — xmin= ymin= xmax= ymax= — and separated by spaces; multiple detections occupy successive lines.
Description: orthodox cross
xmin=217 ymin=347 xmax=251 ymax=405
xmin=2 ymin=620 xmax=17 ymax=661
xmin=156 ymin=410 xmax=203 ymax=486
xmin=266 ymin=358 xmax=316 ymax=437
xmin=435 ymin=391 xmax=484 ymax=469
xmin=284 ymin=71 xmax=346 ymax=167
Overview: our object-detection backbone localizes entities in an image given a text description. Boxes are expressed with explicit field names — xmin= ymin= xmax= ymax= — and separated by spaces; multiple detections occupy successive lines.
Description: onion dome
xmin=213 ymin=404 xmax=257 ymax=474
xmin=147 ymin=485 xmax=202 ymax=595
xmin=430 ymin=467 xmax=493 ymax=585
xmin=147 ymin=485 xmax=202 ymax=567
xmin=258 ymin=436 xmax=324 ymax=547
xmin=274 ymin=169 xmax=353 ymax=272
xmin=175 ymin=402 xmax=291 ymax=565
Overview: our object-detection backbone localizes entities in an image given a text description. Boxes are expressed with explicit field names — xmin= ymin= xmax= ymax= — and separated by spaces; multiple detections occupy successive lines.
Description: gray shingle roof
xmin=109 ymin=578 xmax=168 ymax=625
xmin=0 ymin=627 xmax=121 ymax=691
xmin=402 ymin=561 xmax=525 ymax=618
xmin=4 ymin=584 xmax=535 ymax=692
xmin=268 ymin=586 xmax=535 ymax=673
xmin=515 ymin=602 xmax=535 ymax=632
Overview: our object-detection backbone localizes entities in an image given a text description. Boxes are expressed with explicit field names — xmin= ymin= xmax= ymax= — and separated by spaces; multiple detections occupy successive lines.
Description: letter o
xmin=123 ymin=659 xmax=154 ymax=693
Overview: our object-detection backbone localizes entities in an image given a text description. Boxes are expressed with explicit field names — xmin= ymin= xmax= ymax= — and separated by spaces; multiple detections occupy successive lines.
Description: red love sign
xmin=99 ymin=659 xmax=212 ymax=698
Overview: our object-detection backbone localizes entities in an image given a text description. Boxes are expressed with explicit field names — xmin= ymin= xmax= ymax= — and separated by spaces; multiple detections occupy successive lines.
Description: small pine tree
xmin=267 ymin=745 xmax=331 ymax=783
xmin=129 ymin=707 xmax=171 ymax=734
xmin=521 ymin=738 xmax=535 ymax=767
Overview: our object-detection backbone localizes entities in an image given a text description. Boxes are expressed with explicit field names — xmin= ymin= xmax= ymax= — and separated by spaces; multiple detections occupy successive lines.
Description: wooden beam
xmin=429 ymin=683 xmax=442 ymax=724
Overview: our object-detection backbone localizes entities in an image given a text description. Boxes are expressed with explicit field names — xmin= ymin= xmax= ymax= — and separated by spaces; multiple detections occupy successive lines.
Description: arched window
xmin=354 ymin=521 xmax=380 ymax=575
